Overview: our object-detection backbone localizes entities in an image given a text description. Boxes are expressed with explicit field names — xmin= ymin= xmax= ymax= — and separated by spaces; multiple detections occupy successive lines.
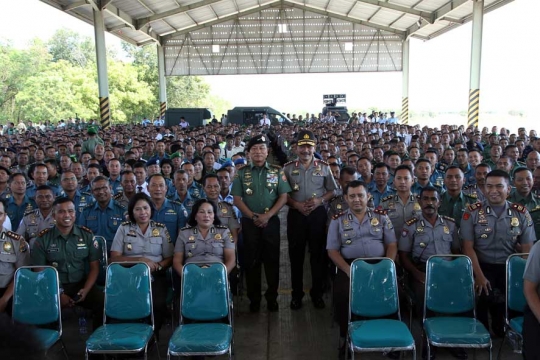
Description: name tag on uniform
xmin=86 ymin=216 xmax=97 ymax=221
xmin=77 ymin=244 xmax=87 ymax=249
xmin=47 ymin=248 xmax=59 ymax=253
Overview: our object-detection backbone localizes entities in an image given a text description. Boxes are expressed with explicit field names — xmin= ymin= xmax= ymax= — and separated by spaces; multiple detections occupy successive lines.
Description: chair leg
xmin=427 ymin=342 xmax=431 ymax=360
xmin=60 ymin=339 xmax=69 ymax=360
xmin=412 ymin=346 xmax=417 ymax=360
xmin=489 ymin=342 xmax=493 ymax=360
xmin=154 ymin=334 xmax=161 ymax=360
xmin=496 ymin=331 xmax=506 ymax=360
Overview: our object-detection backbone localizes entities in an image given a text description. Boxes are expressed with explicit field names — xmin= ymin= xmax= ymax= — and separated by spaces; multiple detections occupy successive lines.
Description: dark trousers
xmin=477 ymin=263 xmax=506 ymax=335
xmin=333 ymin=269 xmax=350 ymax=337
xmin=241 ymin=216 xmax=280 ymax=304
xmin=64 ymin=281 xmax=104 ymax=331
xmin=0 ymin=287 xmax=12 ymax=316
xmin=287 ymin=206 xmax=328 ymax=300
xmin=523 ymin=305 xmax=540 ymax=360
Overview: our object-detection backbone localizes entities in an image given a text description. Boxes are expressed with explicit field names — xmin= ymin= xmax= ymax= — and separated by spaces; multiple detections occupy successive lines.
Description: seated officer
xmin=31 ymin=198 xmax=104 ymax=330
xmin=327 ymin=180 xmax=397 ymax=359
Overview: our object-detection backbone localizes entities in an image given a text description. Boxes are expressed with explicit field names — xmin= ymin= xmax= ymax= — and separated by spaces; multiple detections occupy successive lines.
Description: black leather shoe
xmin=312 ymin=297 xmax=325 ymax=309
xmin=249 ymin=302 xmax=260 ymax=313
xmin=267 ymin=300 xmax=279 ymax=312
xmin=290 ymin=298 xmax=303 ymax=310
xmin=448 ymin=348 xmax=468 ymax=360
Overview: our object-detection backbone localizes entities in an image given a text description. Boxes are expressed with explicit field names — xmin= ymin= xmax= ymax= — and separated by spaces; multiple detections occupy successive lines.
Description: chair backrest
xmin=507 ymin=254 xmax=527 ymax=313
xmin=181 ymin=262 xmax=229 ymax=321
xmin=93 ymin=236 xmax=108 ymax=286
xmin=425 ymin=255 xmax=474 ymax=315
xmin=105 ymin=262 xmax=152 ymax=322
xmin=350 ymin=258 xmax=399 ymax=318
xmin=13 ymin=266 xmax=60 ymax=326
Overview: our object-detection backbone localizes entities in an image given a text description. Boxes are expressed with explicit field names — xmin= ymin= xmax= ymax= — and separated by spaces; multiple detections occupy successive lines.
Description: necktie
xmin=137 ymin=186 xmax=143 ymax=193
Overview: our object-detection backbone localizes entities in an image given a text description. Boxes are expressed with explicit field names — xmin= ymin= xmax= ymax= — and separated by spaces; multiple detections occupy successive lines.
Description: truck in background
xmin=225 ymin=107 xmax=292 ymax=126
xmin=323 ymin=94 xmax=350 ymax=123
xmin=164 ymin=108 xmax=213 ymax=127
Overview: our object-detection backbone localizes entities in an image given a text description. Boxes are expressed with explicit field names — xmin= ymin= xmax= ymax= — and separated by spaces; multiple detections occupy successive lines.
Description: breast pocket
xmin=150 ymin=237 xmax=163 ymax=256
xmin=211 ymin=241 xmax=224 ymax=257
xmin=387 ymin=209 xmax=398 ymax=219
xmin=311 ymin=175 xmax=324 ymax=186
xmin=74 ymin=246 xmax=89 ymax=259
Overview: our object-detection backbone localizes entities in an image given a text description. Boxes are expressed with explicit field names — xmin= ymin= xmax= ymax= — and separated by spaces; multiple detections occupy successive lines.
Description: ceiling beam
xmin=62 ymin=1 xmax=88 ymax=11
xmin=406 ymin=0 xmax=470 ymax=38
xmin=162 ymin=2 xmax=280 ymax=42
xmin=104 ymin=3 xmax=135 ymax=29
xmin=285 ymin=1 xmax=406 ymax=38
xmin=137 ymin=0 xmax=224 ymax=29
xmin=359 ymin=0 xmax=433 ymax=23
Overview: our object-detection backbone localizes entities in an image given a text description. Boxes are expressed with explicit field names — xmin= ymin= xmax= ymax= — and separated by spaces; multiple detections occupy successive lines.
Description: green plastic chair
xmin=12 ymin=266 xmax=68 ymax=359
xmin=167 ymin=262 xmax=233 ymax=359
xmin=423 ymin=255 xmax=492 ymax=360
xmin=85 ymin=262 xmax=158 ymax=360
xmin=346 ymin=258 xmax=416 ymax=360
xmin=497 ymin=253 xmax=528 ymax=359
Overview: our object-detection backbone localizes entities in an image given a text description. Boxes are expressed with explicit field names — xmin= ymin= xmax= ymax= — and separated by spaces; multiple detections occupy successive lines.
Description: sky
xmin=1 ymin=0 xmax=539 ymax=119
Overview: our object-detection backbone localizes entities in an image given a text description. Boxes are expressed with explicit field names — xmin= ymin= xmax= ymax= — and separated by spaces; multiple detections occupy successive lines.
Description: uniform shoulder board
xmin=283 ymin=160 xmax=295 ymax=167
xmin=113 ymin=199 xmax=126 ymax=208
xmin=121 ymin=220 xmax=131 ymax=226
xmin=37 ymin=228 xmax=51 ymax=238
xmin=24 ymin=208 xmax=38 ymax=216
xmin=79 ymin=226 xmax=93 ymax=233
xmin=331 ymin=211 xmax=346 ymax=220
xmin=442 ymin=215 xmax=455 ymax=223
xmin=113 ymin=192 xmax=123 ymax=200
xmin=170 ymin=200 xmax=183 ymax=206
xmin=511 ymin=203 xmax=527 ymax=214
xmin=180 ymin=225 xmax=193 ymax=231
xmin=270 ymin=164 xmax=282 ymax=169
xmin=381 ymin=195 xmax=394 ymax=202
xmin=530 ymin=206 xmax=540 ymax=213
xmin=153 ymin=222 xmax=166 ymax=228
xmin=467 ymin=202 xmax=482 ymax=211
xmin=83 ymin=203 xmax=94 ymax=210
xmin=6 ymin=231 xmax=23 ymax=241
xmin=464 ymin=193 xmax=478 ymax=199
xmin=405 ymin=217 xmax=419 ymax=226
xmin=216 ymin=225 xmax=228 ymax=229
xmin=237 ymin=164 xmax=248 ymax=170
xmin=373 ymin=208 xmax=388 ymax=216
xmin=317 ymin=160 xmax=329 ymax=166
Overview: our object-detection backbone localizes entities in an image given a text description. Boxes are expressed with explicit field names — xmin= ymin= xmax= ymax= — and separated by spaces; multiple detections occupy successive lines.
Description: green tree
xmin=48 ymin=28 xmax=95 ymax=67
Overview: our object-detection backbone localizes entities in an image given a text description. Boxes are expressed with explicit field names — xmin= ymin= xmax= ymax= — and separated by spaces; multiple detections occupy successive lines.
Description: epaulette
xmin=381 ymin=195 xmax=394 ymax=202
xmin=216 ymin=225 xmax=228 ymax=229
xmin=467 ymin=202 xmax=482 ymax=211
xmin=441 ymin=215 xmax=455 ymax=223
xmin=283 ymin=160 xmax=295 ymax=167
xmin=121 ymin=221 xmax=131 ymax=225
xmin=373 ymin=208 xmax=388 ymax=216
xmin=331 ymin=211 xmax=346 ymax=220
xmin=112 ymin=199 xmax=126 ymax=208
xmin=464 ymin=193 xmax=478 ymax=199
xmin=79 ymin=226 xmax=93 ymax=233
xmin=153 ymin=222 xmax=166 ymax=228
xmin=180 ymin=225 xmax=193 ymax=230
xmin=221 ymin=200 xmax=234 ymax=207
xmin=83 ymin=203 xmax=94 ymax=209
xmin=270 ymin=164 xmax=282 ymax=169
xmin=6 ymin=231 xmax=23 ymax=241
xmin=81 ymin=191 xmax=92 ymax=196
xmin=317 ymin=160 xmax=329 ymax=166
xmin=24 ymin=208 xmax=38 ymax=216
xmin=170 ymin=200 xmax=183 ymax=206
xmin=37 ymin=228 xmax=51 ymax=238
xmin=113 ymin=192 xmax=123 ymax=200
xmin=511 ymin=203 xmax=527 ymax=214
xmin=405 ymin=217 xmax=419 ymax=226
xmin=530 ymin=206 xmax=540 ymax=213
xmin=237 ymin=164 xmax=248 ymax=170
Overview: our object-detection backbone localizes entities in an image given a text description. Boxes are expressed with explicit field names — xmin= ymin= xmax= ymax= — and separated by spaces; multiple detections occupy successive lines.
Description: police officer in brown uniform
xmin=284 ymin=130 xmax=338 ymax=310
xmin=461 ymin=169 xmax=535 ymax=337
xmin=0 ymin=198 xmax=29 ymax=314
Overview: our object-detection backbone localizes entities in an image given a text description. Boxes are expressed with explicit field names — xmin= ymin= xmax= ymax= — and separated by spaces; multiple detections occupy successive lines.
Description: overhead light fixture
xmin=417 ymin=19 xmax=422 ymax=27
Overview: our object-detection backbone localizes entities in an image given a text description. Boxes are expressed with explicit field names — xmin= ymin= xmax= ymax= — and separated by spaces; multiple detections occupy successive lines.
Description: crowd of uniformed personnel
xmin=0 ymin=118 xmax=540 ymax=359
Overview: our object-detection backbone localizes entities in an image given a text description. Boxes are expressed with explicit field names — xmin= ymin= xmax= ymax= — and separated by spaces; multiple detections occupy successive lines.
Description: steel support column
xmin=467 ymin=0 xmax=483 ymax=130
xmin=157 ymin=45 xmax=167 ymax=119
xmin=401 ymin=39 xmax=410 ymax=125
xmin=93 ymin=7 xmax=110 ymax=128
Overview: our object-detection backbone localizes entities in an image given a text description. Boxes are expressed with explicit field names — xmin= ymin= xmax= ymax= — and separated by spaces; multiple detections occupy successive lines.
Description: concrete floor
xmin=50 ymin=207 xmax=522 ymax=360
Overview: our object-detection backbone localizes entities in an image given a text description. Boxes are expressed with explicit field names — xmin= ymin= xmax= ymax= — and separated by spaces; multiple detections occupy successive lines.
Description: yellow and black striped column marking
xmin=160 ymin=102 xmax=167 ymax=119
xmin=401 ymin=97 xmax=409 ymax=125
xmin=467 ymin=89 xmax=480 ymax=129
xmin=99 ymin=96 xmax=110 ymax=129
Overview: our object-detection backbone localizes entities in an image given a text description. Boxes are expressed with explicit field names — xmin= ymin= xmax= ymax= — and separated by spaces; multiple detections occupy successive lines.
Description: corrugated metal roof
xmin=40 ymin=0 xmax=515 ymax=74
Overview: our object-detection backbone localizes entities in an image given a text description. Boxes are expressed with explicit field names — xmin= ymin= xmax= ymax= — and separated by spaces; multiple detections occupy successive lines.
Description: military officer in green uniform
xmin=327 ymin=167 xmax=357 ymax=222
xmin=438 ymin=166 xmax=478 ymax=227
xmin=508 ymin=167 xmax=540 ymax=240
xmin=232 ymin=134 xmax=291 ymax=312
xmin=380 ymin=165 xmax=421 ymax=238
xmin=284 ymin=130 xmax=337 ymax=310
xmin=0 ymin=197 xmax=30 ymax=314
xmin=461 ymin=169 xmax=535 ymax=337
xmin=326 ymin=180 xmax=397 ymax=358
xmin=17 ymin=185 xmax=55 ymax=247
xmin=31 ymin=197 xmax=104 ymax=329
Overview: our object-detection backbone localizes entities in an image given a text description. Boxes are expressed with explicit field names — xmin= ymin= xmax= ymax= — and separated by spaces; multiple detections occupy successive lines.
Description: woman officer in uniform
xmin=173 ymin=199 xmax=236 ymax=276
xmin=110 ymin=193 xmax=173 ymax=334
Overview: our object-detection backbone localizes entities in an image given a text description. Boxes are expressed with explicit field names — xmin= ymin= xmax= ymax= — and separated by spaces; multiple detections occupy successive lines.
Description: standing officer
xmin=0 ymin=197 xmax=30 ymax=313
xmin=78 ymin=176 xmax=126 ymax=251
xmin=508 ymin=167 xmax=540 ymax=239
xmin=327 ymin=180 xmax=396 ymax=358
xmin=31 ymin=197 xmax=104 ymax=329
xmin=462 ymin=169 xmax=535 ymax=337
xmin=438 ymin=166 xmax=478 ymax=228
xmin=283 ymin=130 xmax=337 ymax=310
xmin=17 ymin=185 xmax=56 ymax=247
xmin=232 ymin=134 xmax=291 ymax=312
xmin=327 ymin=167 xmax=358 ymax=221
